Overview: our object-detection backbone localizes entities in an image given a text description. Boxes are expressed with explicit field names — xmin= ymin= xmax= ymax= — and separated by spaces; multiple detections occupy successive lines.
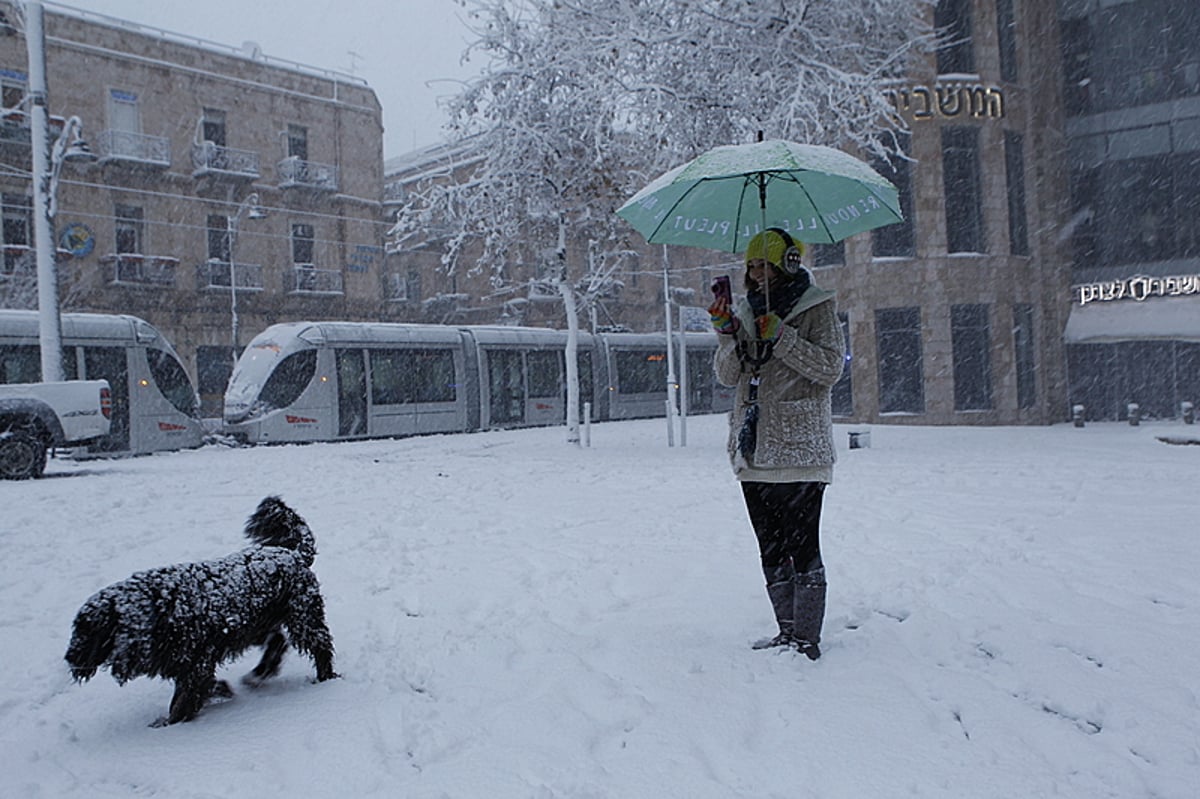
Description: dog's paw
xmin=149 ymin=716 xmax=170 ymax=728
xmin=241 ymin=672 xmax=267 ymax=689
xmin=210 ymin=680 xmax=235 ymax=701
xmin=314 ymin=671 xmax=341 ymax=683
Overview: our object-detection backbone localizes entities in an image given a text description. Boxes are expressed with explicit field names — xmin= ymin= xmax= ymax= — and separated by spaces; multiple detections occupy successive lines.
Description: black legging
xmin=741 ymin=481 xmax=825 ymax=574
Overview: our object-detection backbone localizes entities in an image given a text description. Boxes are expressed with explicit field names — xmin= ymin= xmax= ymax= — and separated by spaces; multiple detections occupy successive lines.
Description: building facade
xmin=382 ymin=139 xmax=717 ymax=334
xmin=0 ymin=2 xmax=385 ymax=414
xmin=805 ymin=0 xmax=1074 ymax=426
xmin=1059 ymin=0 xmax=1200 ymax=421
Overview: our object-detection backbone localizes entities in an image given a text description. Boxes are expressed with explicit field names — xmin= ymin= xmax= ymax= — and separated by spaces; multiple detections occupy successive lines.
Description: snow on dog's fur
xmin=65 ymin=496 xmax=338 ymax=726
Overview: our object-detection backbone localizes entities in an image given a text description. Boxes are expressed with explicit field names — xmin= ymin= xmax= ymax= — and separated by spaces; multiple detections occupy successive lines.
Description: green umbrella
xmin=616 ymin=139 xmax=902 ymax=252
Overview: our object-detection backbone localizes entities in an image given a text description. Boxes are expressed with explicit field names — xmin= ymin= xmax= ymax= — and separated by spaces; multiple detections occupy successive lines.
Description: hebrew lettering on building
xmin=1076 ymin=273 xmax=1200 ymax=305
xmin=884 ymin=81 xmax=1005 ymax=121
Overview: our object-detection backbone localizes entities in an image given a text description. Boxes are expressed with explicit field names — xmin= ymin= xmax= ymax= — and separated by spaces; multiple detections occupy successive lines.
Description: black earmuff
xmin=766 ymin=227 xmax=805 ymax=277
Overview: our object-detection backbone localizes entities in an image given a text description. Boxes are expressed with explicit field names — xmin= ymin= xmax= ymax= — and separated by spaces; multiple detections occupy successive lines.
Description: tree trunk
xmin=557 ymin=218 xmax=580 ymax=446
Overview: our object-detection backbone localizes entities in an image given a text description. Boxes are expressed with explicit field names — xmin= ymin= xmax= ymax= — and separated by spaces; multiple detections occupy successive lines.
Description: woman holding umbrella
xmin=709 ymin=228 xmax=844 ymax=659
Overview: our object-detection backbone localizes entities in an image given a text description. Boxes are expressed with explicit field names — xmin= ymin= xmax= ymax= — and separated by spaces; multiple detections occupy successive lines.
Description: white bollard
xmin=848 ymin=430 xmax=871 ymax=449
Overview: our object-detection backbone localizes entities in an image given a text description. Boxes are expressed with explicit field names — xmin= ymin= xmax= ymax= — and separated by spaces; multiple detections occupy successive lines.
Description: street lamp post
xmin=23 ymin=0 xmax=93 ymax=383
xmin=25 ymin=0 xmax=62 ymax=382
xmin=227 ymin=193 xmax=267 ymax=366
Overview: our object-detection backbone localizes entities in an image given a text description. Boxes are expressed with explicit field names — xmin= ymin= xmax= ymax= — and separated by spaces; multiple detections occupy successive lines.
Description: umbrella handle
xmin=755 ymin=172 xmax=771 ymax=314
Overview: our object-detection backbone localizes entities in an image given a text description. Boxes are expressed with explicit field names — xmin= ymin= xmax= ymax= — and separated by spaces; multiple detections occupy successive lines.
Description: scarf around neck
xmin=747 ymin=276 xmax=810 ymax=318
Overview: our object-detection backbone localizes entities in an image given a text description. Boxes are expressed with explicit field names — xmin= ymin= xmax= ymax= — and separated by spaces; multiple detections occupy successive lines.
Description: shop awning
xmin=1064 ymin=297 xmax=1200 ymax=343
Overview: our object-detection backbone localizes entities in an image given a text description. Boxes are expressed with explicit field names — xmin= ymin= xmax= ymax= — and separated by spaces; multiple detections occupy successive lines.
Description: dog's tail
xmin=64 ymin=592 xmax=118 ymax=682
xmin=245 ymin=495 xmax=317 ymax=565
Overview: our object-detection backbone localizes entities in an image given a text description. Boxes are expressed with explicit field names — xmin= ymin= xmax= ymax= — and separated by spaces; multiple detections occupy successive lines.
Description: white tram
xmin=223 ymin=321 xmax=733 ymax=445
xmin=0 ymin=310 xmax=204 ymax=455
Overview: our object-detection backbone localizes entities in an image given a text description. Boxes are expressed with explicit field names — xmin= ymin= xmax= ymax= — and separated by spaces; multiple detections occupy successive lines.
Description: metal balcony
xmin=0 ymin=113 xmax=64 ymax=153
xmin=289 ymin=264 xmax=343 ymax=295
xmin=277 ymin=155 xmax=338 ymax=192
xmin=191 ymin=141 xmax=260 ymax=180
xmin=95 ymin=130 xmax=170 ymax=168
xmin=198 ymin=259 xmax=264 ymax=291
xmin=2 ymin=244 xmax=33 ymax=274
xmin=100 ymin=254 xmax=179 ymax=287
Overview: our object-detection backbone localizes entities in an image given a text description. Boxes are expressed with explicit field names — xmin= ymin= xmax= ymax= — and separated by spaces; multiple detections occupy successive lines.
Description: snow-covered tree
xmin=390 ymin=0 xmax=933 ymax=444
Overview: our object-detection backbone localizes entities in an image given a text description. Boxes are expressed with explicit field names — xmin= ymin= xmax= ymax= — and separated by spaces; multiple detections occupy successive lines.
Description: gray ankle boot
xmin=751 ymin=563 xmax=795 ymax=650
xmin=792 ymin=567 xmax=826 ymax=660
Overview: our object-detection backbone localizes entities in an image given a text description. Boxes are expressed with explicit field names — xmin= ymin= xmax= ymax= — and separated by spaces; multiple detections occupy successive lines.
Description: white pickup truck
xmin=0 ymin=380 xmax=112 ymax=479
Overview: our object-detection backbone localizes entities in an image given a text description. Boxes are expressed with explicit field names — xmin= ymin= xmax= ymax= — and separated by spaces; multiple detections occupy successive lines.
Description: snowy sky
xmin=52 ymin=0 xmax=482 ymax=159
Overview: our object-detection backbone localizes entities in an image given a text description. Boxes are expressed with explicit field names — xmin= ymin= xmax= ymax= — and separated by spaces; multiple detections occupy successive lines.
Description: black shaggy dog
xmin=65 ymin=496 xmax=338 ymax=726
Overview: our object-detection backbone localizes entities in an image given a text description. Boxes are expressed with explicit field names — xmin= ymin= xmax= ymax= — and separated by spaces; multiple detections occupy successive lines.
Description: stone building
xmin=0 ymin=2 xmax=385 ymax=415
xmin=382 ymin=138 xmax=717 ymax=334
xmin=814 ymin=0 xmax=1075 ymax=426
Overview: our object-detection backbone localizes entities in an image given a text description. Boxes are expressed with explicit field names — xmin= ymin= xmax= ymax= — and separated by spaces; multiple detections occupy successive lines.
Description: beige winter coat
xmin=714 ymin=286 xmax=844 ymax=483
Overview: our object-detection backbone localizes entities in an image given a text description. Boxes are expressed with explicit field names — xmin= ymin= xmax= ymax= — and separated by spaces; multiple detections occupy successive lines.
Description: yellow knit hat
xmin=745 ymin=229 xmax=805 ymax=269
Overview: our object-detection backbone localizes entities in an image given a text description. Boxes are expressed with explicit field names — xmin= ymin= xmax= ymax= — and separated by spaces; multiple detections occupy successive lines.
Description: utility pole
xmin=25 ymin=0 xmax=63 ymax=382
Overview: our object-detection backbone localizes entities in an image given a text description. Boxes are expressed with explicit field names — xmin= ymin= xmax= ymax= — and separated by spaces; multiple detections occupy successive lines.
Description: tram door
xmin=336 ymin=348 xmax=367 ymax=436
xmin=82 ymin=346 xmax=130 ymax=451
xmin=488 ymin=350 xmax=524 ymax=425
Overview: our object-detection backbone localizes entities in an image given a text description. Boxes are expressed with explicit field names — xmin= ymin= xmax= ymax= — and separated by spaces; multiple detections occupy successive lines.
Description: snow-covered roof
xmin=1063 ymin=297 xmax=1200 ymax=343
xmin=45 ymin=1 xmax=366 ymax=88
xmin=384 ymin=136 xmax=485 ymax=181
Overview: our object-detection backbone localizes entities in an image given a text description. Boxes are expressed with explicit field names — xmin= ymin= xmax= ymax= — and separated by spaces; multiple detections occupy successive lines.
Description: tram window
xmin=412 ymin=350 xmax=456 ymax=403
xmin=0 ymin=344 xmax=39 ymax=383
xmin=370 ymin=348 xmax=456 ymax=404
xmin=615 ymin=350 xmax=667 ymax=394
xmin=260 ymin=349 xmax=317 ymax=409
xmin=369 ymin=349 xmax=406 ymax=404
xmin=527 ymin=351 xmax=561 ymax=398
xmin=146 ymin=349 xmax=199 ymax=416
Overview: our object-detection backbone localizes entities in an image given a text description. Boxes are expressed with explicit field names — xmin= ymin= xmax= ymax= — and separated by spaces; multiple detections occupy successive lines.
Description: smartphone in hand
xmin=711 ymin=275 xmax=732 ymax=305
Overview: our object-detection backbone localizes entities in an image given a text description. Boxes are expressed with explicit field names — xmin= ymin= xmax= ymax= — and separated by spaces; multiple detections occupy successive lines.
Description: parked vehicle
xmin=0 ymin=311 xmax=204 ymax=455
xmin=0 ymin=379 xmax=111 ymax=478
xmin=223 ymin=321 xmax=733 ymax=444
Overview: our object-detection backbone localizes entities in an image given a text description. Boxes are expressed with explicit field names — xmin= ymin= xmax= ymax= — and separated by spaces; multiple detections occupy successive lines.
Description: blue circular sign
xmin=60 ymin=222 xmax=95 ymax=257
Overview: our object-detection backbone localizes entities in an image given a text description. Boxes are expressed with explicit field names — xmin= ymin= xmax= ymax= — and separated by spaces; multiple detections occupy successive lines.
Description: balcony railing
xmin=0 ymin=112 xmax=65 ymax=149
xmin=191 ymin=140 xmax=260 ymax=180
xmin=198 ymin=259 xmax=264 ymax=291
xmin=2 ymin=244 xmax=33 ymax=274
xmin=383 ymin=181 xmax=406 ymax=205
xmin=289 ymin=264 xmax=343 ymax=295
xmin=277 ymin=155 xmax=338 ymax=192
xmin=95 ymin=130 xmax=170 ymax=168
xmin=100 ymin=253 xmax=179 ymax=287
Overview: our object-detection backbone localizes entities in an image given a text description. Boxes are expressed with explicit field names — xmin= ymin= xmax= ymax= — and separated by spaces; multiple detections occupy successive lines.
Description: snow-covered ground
xmin=1 ymin=415 xmax=1197 ymax=798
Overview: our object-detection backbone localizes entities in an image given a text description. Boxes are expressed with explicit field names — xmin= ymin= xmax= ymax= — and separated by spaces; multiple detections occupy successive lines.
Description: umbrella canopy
xmin=617 ymin=139 xmax=902 ymax=252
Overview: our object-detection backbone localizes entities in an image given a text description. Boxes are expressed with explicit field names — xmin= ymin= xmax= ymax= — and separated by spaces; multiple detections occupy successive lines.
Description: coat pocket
xmin=753 ymin=397 xmax=835 ymax=469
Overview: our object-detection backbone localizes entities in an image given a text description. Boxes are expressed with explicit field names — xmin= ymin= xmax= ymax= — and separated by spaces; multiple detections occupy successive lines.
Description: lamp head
xmin=241 ymin=192 xmax=268 ymax=220
xmin=61 ymin=136 xmax=96 ymax=163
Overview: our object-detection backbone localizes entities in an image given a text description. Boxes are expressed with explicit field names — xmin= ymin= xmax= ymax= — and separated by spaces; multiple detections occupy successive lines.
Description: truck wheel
xmin=0 ymin=431 xmax=47 ymax=480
